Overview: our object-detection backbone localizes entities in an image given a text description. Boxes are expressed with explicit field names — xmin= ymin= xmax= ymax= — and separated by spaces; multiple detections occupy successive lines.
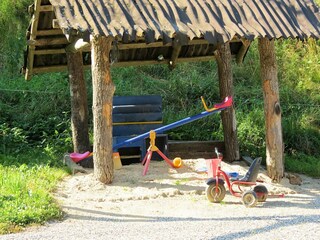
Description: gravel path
xmin=2 ymin=193 xmax=320 ymax=240
xmin=1 ymin=160 xmax=320 ymax=240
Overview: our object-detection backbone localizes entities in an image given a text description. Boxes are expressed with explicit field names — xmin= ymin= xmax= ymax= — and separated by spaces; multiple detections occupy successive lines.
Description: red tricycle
xmin=205 ymin=148 xmax=268 ymax=207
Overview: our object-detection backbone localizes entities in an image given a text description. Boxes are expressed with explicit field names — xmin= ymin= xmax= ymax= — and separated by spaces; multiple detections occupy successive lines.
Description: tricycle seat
xmin=238 ymin=157 xmax=262 ymax=182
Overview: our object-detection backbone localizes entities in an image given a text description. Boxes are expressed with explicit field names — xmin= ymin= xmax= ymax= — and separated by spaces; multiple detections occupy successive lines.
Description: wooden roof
xmin=23 ymin=0 xmax=320 ymax=80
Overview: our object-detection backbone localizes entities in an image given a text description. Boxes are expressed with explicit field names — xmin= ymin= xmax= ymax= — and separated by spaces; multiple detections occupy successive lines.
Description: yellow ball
xmin=173 ymin=157 xmax=182 ymax=168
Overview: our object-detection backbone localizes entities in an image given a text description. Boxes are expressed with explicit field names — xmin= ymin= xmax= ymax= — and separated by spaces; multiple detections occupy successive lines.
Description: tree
xmin=258 ymin=38 xmax=284 ymax=183
xmin=91 ymin=36 xmax=115 ymax=183
xmin=66 ymin=51 xmax=90 ymax=153
xmin=215 ymin=43 xmax=240 ymax=162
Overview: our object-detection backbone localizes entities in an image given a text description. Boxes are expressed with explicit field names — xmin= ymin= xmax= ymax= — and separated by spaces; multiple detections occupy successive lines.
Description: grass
xmin=285 ymin=154 xmax=320 ymax=178
xmin=0 ymin=151 xmax=69 ymax=234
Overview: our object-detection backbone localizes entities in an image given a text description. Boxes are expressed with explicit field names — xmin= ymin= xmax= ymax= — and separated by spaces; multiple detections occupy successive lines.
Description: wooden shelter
xmin=24 ymin=0 xmax=320 ymax=183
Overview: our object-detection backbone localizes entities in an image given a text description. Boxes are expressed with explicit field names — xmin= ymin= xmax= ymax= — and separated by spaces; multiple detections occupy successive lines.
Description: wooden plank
xmin=78 ymin=38 xmax=242 ymax=52
xmin=168 ymin=151 xmax=216 ymax=159
xmin=168 ymin=141 xmax=225 ymax=159
xmin=34 ymin=49 xmax=66 ymax=55
xmin=113 ymin=112 xmax=163 ymax=122
xmin=39 ymin=5 xmax=53 ymax=12
xmin=31 ymin=55 xmax=216 ymax=75
xmin=168 ymin=141 xmax=225 ymax=153
xmin=27 ymin=38 xmax=69 ymax=46
xmin=112 ymin=121 xmax=162 ymax=126
xmin=113 ymin=95 xmax=162 ymax=105
xmin=37 ymin=29 xmax=63 ymax=36
xmin=113 ymin=105 xmax=162 ymax=114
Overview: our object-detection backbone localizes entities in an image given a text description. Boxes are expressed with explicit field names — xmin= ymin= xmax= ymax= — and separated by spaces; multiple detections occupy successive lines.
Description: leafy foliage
xmin=0 ymin=0 xmax=33 ymax=74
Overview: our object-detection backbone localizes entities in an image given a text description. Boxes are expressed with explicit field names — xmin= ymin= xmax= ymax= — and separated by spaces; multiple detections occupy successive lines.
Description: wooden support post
xmin=25 ymin=0 xmax=41 ymax=80
xmin=258 ymin=38 xmax=284 ymax=183
xmin=169 ymin=38 xmax=182 ymax=70
xmin=66 ymin=51 xmax=90 ymax=153
xmin=214 ymin=43 xmax=240 ymax=162
xmin=91 ymin=36 xmax=115 ymax=184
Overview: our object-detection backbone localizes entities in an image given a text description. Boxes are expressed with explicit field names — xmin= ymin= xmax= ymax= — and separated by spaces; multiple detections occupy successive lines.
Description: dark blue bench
xmin=112 ymin=95 xmax=167 ymax=162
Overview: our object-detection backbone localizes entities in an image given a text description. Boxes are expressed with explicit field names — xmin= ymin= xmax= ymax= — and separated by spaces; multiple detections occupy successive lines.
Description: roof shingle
xmin=50 ymin=0 xmax=320 ymax=43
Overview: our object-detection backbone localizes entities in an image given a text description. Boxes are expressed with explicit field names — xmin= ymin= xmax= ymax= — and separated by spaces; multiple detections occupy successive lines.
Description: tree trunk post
xmin=91 ymin=36 xmax=115 ymax=184
xmin=214 ymin=43 xmax=240 ymax=162
xmin=66 ymin=51 xmax=90 ymax=153
xmin=258 ymin=38 xmax=284 ymax=183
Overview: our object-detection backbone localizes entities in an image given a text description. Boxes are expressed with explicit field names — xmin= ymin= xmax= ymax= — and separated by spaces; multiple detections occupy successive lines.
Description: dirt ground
xmin=4 ymin=158 xmax=320 ymax=240
xmin=54 ymin=158 xmax=319 ymax=207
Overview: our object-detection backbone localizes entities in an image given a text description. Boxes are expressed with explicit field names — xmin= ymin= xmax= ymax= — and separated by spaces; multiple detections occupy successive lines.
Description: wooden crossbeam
xmin=39 ymin=5 xmax=53 ymax=12
xmin=27 ymin=38 xmax=69 ymax=46
xmin=37 ymin=29 xmax=63 ymax=36
xmin=34 ymin=49 xmax=66 ymax=55
xmin=72 ymin=38 xmax=242 ymax=53
xmin=31 ymin=55 xmax=217 ymax=74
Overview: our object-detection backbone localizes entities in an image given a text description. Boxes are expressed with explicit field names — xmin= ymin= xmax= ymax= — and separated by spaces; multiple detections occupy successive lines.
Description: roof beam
xmin=63 ymin=37 xmax=243 ymax=55
xmin=31 ymin=55 xmax=217 ymax=74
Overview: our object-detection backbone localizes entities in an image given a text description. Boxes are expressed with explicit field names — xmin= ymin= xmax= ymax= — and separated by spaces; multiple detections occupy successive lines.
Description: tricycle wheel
xmin=253 ymin=185 xmax=268 ymax=202
xmin=242 ymin=190 xmax=258 ymax=207
xmin=206 ymin=183 xmax=226 ymax=203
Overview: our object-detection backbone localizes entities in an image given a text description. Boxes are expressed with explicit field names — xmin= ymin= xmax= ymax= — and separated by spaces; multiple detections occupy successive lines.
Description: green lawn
xmin=0 ymin=152 xmax=69 ymax=234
